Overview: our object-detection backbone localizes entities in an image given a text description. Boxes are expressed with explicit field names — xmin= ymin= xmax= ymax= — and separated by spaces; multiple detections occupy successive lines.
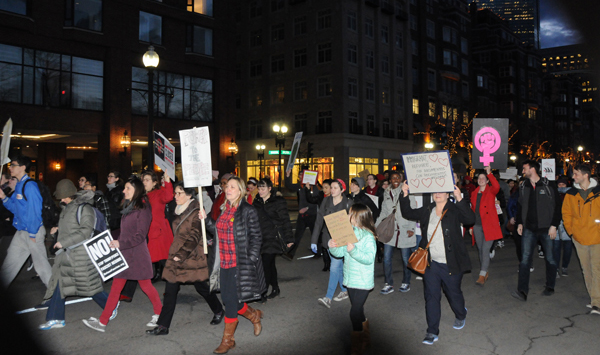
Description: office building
xmin=476 ymin=0 xmax=540 ymax=49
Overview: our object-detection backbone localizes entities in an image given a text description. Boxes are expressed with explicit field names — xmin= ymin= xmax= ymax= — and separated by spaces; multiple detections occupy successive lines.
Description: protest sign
xmin=542 ymin=159 xmax=556 ymax=180
xmin=324 ymin=210 xmax=358 ymax=246
xmin=472 ymin=118 xmax=509 ymax=169
xmin=286 ymin=132 xmax=303 ymax=172
xmin=366 ymin=194 xmax=379 ymax=206
xmin=154 ymin=131 xmax=175 ymax=179
xmin=83 ymin=231 xmax=129 ymax=282
xmin=302 ymin=170 xmax=318 ymax=185
xmin=402 ymin=150 xmax=455 ymax=193
xmin=179 ymin=127 xmax=212 ymax=188
xmin=499 ymin=167 xmax=518 ymax=180
xmin=1 ymin=118 xmax=13 ymax=167
xmin=358 ymin=169 xmax=370 ymax=181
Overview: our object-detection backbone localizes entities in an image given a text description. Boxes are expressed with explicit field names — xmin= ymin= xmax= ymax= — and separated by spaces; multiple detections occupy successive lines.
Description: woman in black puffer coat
xmin=253 ymin=178 xmax=294 ymax=300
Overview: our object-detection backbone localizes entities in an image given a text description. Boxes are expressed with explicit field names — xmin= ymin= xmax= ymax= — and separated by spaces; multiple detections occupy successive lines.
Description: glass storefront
xmin=349 ymin=157 xmax=379 ymax=181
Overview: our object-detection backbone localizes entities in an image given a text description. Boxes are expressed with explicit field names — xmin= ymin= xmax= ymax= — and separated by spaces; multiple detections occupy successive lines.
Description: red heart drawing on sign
xmin=410 ymin=179 xmax=420 ymax=188
xmin=438 ymin=158 xmax=448 ymax=167
xmin=435 ymin=178 xmax=445 ymax=187
xmin=422 ymin=178 xmax=432 ymax=188
xmin=429 ymin=155 xmax=438 ymax=162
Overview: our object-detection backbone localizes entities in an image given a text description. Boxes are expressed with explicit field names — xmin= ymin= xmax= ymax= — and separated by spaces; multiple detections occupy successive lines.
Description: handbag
xmin=275 ymin=229 xmax=289 ymax=254
xmin=408 ymin=210 xmax=447 ymax=274
xmin=375 ymin=192 xmax=399 ymax=243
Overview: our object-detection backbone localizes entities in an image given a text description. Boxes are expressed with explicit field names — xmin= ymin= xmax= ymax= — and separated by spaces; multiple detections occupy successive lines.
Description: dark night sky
xmin=540 ymin=0 xmax=583 ymax=48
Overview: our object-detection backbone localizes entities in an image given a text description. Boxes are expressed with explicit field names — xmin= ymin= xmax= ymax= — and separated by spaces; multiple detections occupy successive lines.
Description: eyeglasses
xmin=107 ymin=175 xmax=116 ymax=178
xmin=9 ymin=164 xmax=21 ymax=168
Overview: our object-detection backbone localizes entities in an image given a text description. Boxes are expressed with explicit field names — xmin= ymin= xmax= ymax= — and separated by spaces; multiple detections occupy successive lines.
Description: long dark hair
xmin=124 ymin=177 xmax=147 ymax=210
xmin=349 ymin=203 xmax=377 ymax=238
xmin=142 ymin=170 xmax=160 ymax=191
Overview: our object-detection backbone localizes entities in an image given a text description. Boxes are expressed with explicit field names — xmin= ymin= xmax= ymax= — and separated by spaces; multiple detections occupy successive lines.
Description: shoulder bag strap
xmin=424 ymin=209 xmax=448 ymax=250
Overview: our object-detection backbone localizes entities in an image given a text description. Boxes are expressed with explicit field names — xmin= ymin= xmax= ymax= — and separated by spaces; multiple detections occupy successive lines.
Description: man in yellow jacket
xmin=562 ymin=164 xmax=600 ymax=315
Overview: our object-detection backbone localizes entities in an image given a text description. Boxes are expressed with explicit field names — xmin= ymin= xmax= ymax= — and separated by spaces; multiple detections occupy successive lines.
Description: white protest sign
xmin=154 ymin=131 xmax=175 ymax=179
xmin=1 ymin=118 xmax=13 ymax=166
xmin=366 ymin=194 xmax=379 ymax=206
xmin=302 ymin=170 xmax=318 ymax=185
xmin=286 ymin=132 xmax=303 ymax=172
xmin=499 ymin=167 xmax=518 ymax=180
xmin=179 ymin=126 xmax=213 ymax=187
xmin=83 ymin=230 xmax=129 ymax=282
xmin=541 ymin=159 xmax=556 ymax=181
xmin=402 ymin=150 xmax=455 ymax=193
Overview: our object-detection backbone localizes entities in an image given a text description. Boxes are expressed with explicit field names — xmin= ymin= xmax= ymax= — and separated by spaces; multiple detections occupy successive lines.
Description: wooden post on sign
xmin=198 ymin=186 xmax=208 ymax=254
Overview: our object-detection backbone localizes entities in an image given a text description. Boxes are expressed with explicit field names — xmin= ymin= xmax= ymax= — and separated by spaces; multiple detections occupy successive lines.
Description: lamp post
xmin=273 ymin=124 xmax=288 ymax=191
xmin=256 ymin=144 xmax=265 ymax=178
xmin=143 ymin=45 xmax=159 ymax=171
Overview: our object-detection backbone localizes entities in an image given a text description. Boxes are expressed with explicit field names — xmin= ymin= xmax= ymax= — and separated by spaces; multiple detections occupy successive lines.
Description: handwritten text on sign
xmin=179 ymin=127 xmax=213 ymax=187
xmin=323 ymin=210 xmax=358 ymax=246
xmin=402 ymin=151 xmax=455 ymax=193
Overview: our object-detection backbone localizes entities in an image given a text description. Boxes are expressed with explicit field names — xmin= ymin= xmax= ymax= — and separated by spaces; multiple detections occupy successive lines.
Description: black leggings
xmin=348 ymin=288 xmax=370 ymax=331
xmin=220 ymin=267 xmax=244 ymax=319
xmin=158 ymin=280 xmax=223 ymax=328
xmin=262 ymin=253 xmax=278 ymax=290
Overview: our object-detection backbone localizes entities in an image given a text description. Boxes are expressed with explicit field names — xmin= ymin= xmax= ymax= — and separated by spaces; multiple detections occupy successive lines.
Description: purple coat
xmin=115 ymin=206 xmax=153 ymax=280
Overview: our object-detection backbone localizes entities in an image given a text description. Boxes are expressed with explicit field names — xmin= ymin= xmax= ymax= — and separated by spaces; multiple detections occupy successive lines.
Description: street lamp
xmin=273 ymin=124 xmax=288 ymax=191
xmin=143 ymin=45 xmax=159 ymax=171
xmin=510 ymin=155 xmax=517 ymax=162
xmin=424 ymin=142 xmax=434 ymax=150
xmin=577 ymin=146 xmax=584 ymax=152
xmin=256 ymin=144 xmax=265 ymax=178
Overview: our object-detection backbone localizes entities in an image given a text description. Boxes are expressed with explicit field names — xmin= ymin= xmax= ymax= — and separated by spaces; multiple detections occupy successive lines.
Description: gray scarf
xmin=121 ymin=200 xmax=135 ymax=216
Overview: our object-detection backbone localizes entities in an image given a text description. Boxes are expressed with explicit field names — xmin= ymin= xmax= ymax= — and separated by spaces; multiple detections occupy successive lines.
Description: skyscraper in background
xmin=476 ymin=0 xmax=540 ymax=49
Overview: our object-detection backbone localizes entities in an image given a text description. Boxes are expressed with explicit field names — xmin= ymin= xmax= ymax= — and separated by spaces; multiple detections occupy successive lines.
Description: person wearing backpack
xmin=105 ymin=170 xmax=124 ymax=231
xmin=83 ymin=178 xmax=111 ymax=227
xmin=0 ymin=155 xmax=52 ymax=289
xmin=38 ymin=179 xmax=118 ymax=330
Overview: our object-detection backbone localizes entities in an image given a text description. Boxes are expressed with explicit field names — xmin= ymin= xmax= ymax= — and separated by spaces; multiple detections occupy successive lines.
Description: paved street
xmin=1 ymin=219 xmax=599 ymax=354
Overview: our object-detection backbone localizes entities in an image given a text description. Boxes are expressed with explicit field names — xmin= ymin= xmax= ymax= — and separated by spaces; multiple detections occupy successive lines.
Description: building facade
xmin=476 ymin=0 xmax=540 ymax=49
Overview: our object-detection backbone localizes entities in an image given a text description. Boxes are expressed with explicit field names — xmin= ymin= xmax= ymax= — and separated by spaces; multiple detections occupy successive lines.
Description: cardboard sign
xmin=402 ymin=150 xmax=455 ymax=193
xmin=358 ymin=169 xmax=370 ymax=181
xmin=472 ymin=118 xmax=509 ymax=169
xmin=1 ymin=118 xmax=13 ymax=166
xmin=324 ymin=210 xmax=358 ymax=246
xmin=179 ymin=127 xmax=213 ymax=187
xmin=154 ymin=131 xmax=175 ymax=179
xmin=83 ymin=231 xmax=129 ymax=282
xmin=302 ymin=170 xmax=319 ymax=185
xmin=541 ymin=159 xmax=556 ymax=181
xmin=286 ymin=132 xmax=303 ymax=172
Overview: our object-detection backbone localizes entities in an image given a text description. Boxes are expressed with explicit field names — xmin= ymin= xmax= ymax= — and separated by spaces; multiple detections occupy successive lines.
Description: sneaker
xmin=556 ymin=271 xmax=560 ymax=279
xmin=333 ymin=291 xmax=349 ymax=301
xmin=489 ymin=249 xmax=495 ymax=259
xmin=587 ymin=304 xmax=593 ymax=309
xmin=109 ymin=301 xmax=120 ymax=321
xmin=561 ymin=268 xmax=569 ymax=276
xmin=318 ymin=297 xmax=331 ymax=308
xmin=530 ymin=267 xmax=535 ymax=273
xmin=591 ymin=306 xmax=600 ymax=315
xmin=146 ymin=314 xmax=159 ymax=327
xmin=416 ymin=276 xmax=423 ymax=281
xmin=39 ymin=320 xmax=65 ymax=330
xmin=422 ymin=333 xmax=439 ymax=345
xmin=34 ymin=300 xmax=51 ymax=310
xmin=511 ymin=290 xmax=527 ymax=301
xmin=542 ymin=287 xmax=555 ymax=296
xmin=380 ymin=284 xmax=394 ymax=295
xmin=82 ymin=317 xmax=106 ymax=332
xmin=497 ymin=240 xmax=505 ymax=248
xmin=399 ymin=283 xmax=411 ymax=293
xmin=453 ymin=318 xmax=466 ymax=330
xmin=538 ymin=250 xmax=545 ymax=259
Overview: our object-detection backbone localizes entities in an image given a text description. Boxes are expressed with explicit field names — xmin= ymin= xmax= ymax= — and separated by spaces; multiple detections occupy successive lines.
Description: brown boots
xmin=240 ymin=305 xmax=264 ymax=336
xmin=213 ymin=320 xmax=238 ymax=354
xmin=362 ymin=319 xmax=370 ymax=348
xmin=476 ymin=273 xmax=489 ymax=286
xmin=350 ymin=319 xmax=371 ymax=355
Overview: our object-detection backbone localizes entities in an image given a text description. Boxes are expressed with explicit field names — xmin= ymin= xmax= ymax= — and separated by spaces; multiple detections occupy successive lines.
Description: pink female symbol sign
xmin=474 ymin=127 xmax=501 ymax=166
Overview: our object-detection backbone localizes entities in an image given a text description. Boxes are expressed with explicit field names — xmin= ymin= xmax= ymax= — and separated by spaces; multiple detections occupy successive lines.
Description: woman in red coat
xmin=142 ymin=170 xmax=175 ymax=281
xmin=470 ymin=166 xmax=502 ymax=286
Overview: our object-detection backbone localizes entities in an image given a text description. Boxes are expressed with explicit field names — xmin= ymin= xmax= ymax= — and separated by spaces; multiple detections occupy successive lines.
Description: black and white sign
xmin=84 ymin=230 xmax=129 ymax=282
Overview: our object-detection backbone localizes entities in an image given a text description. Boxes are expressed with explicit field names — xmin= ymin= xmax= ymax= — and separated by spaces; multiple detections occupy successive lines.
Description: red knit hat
xmin=376 ymin=174 xmax=385 ymax=181
xmin=336 ymin=179 xmax=347 ymax=191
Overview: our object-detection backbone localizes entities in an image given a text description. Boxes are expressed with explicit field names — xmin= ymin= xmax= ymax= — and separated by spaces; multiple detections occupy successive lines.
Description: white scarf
xmin=175 ymin=198 xmax=194 ymax=215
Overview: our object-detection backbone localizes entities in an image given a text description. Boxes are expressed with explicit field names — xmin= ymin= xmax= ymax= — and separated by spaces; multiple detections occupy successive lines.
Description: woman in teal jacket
xmin=329 ymin=203 xmax=376 ymax=355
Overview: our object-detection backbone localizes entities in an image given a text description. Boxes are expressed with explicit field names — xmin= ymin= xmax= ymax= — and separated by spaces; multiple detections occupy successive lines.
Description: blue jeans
xmin=326 ymin=251 xmax=346 ymax=299
xmin=46 ymin=284 xmax=109 ymax=321
xmin=384 ymin=235 xmax=421 ymax=286
xmin=553 ymin=223 xmax=573 ymax=269
xmin=518 ymin=228 xmax=557 ymax=294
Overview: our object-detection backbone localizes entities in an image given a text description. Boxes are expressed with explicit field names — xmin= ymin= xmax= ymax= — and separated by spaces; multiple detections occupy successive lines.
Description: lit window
xmin=187 ymin=0 xmax=213 ymax=16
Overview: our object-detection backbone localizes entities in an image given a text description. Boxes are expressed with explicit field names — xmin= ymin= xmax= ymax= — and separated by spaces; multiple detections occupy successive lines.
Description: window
xmin=499 ymin=83 xmax=514 ymax=95
xmin=1 ymin=0 xmax=27 ymax=15
xmin=249 ymin=1 xmax=262 ymax=18
xmin=347 ymin=11 xmax=357 ymax=31
xmin=365 ymin=50 xmax=374 ymax=69
xmin=429 ymin=100 xmax=436 ymax=117
xmin=463 ymin=111 xmax=469 ymax=123
xmin=397 ymin=89 xmax=404 ymax=108
xmin=317 ymin=43 xmax=332 ymax=63
xmin=426 ymin=20 xmax=435 ymax=38
xmin=318 ymin=111 xmax=333 ymax=133
xmin=528 ymin=108 xmax=537 ymax=120
xmin=396 ymin=60 xmax=404 ymax=78
xmin=480 ymin=52 xmax=490 ymax=63
xmin=187 ymin=0 xmax=213 ymax=16
xmin=250 ymin=120 xmax=263 ymax=139
xmin=559 ymin=94 xmax=567 ymax=102
xmin=477 ymin=75 xmax=484 ymax=88
xmin=499 ymin=66 xmax=514 ymax=77
xmin=443 ymin=26 xmax=451 ymax=42
xmin=410 ymin=15 xmax=417 ymax=30
xmin=271 ymin=54 xmax=285 ymax=73
xmin=427 ymin=43 xmax=435 ymax=62
xmin=348 ymin=111 xmax=360 ymax=133
xmin=382 ymin=87 xmax=389 ymax=104
xmin=383 ymin=117 xmax=391 ymax=138
xmin=366 ymin=115 xmax=376 ymax=136
xmin=397 ymin=119 xmax=405 ymax=139
xmin=348 ymin=44 xmax=357 ymax=64
xmin=412 ymin=39 xmax=418 ymax=55
xmin=271 ymin=0 xmax=284 ymax=12
xmin=575 ymin=96 xmax=579 ymax=105
xmin=427 ymin=69 xmax=436 ymax=91
xmin=412 ymin=66 xmax=418 ymax=85
xmin=381 ymin=25 xmax=389 ymax=44
xmin=250 ymin=29 xmax=262 ymax=47
xmin=272 ymin=85 xmax=285 ymax=104
xmin=139 ymin=12 xmax=162 ymax=44
xmin=291 ymin=81 xmax=308 ymax=102
xmin=250 ymin=93 xmax=263 ymax=107
xmin=318 ymin=77 xmax=332 ymax=97
xmin=65 ymin=0 xmax=102 ymax=31
xmin=443 ymin=50 xmax=457 ymax=67
xmin=294 ymin=16 xmax=307 ymax=36
xmin=381 ymin=56 xmax=389 ymax=74
xmin=294 ymin=48 xmax=307 ymax=68
xmin=348 ymin=77 xmax=358 ymax=98
xmin=462 ymin=82 xmax=469 ymax=98
xmin=235 ymin=122 xmax=242 ymax=140
xmin=412 ymin=98 xmax=419 ymax=114
xmin=461 ymin=37 xmax=468 ymax=54
xmin=365 ymin=18 xmax=374 ymax=38
xmin=271 ymin=23 xmax=285 ymax=42
xmin=0 ymin=44 xmax=104 ymax=110
xmin=250 ymin=60 xmax=262 ymax=77
xmin=132 ymin=68 xmax=213 ymax=121
xmin=366 ymin=82 xmax=375 ymax=102
xmin=395 ymin=31 xmax=403 ymax=49
xmin=461 ymin=58 xmax=468 ymax=75
xmin=317 ymin=9 xmax=332 ymax=30
xmin=186 ymin=25 xmax=213 ymax=56
xmin=295 ymin=113 xmax=308 ymax=133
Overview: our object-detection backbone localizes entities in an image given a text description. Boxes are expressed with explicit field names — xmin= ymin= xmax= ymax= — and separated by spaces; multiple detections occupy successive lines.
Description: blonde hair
xmin=221 ymin=176 xmax=247 ymax=210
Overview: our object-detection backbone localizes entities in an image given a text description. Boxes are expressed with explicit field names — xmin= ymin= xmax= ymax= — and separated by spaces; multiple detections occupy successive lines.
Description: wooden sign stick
xmin=198 ymin=186 xmax=208 ymax=254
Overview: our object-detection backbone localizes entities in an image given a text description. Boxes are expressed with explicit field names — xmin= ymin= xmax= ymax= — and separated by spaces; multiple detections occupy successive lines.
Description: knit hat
xmin=351 ymin=177 xmax=365 ymax=190
xmin=54 ymin=179 xmax=77 ymax=199
xmin=335 ymin=179 xmax=347 ymax=191
xmin=556 ymin=177 xmax=569 ymax=186
xmin=463 ymin=175 xmax=473 ymax=182
xmin=222 ymin=173 xmax=234 ymax=181
xmin=376 ymin=174 xmax=385 ymax=181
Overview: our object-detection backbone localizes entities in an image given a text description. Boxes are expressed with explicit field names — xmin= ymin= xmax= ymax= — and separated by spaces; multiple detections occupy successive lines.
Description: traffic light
xmin=307 ymin=142 xmax=314 ymax=159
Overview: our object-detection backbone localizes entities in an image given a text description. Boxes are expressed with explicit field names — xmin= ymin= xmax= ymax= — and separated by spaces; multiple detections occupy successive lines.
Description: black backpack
xmin=76 ymin=203 xmax=108 ymax=238
xmin=22 ymin=179 xmax=60 ymax=230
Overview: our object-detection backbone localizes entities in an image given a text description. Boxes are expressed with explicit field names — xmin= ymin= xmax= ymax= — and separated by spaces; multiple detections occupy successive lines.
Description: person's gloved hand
xmin=311 ymin=244 xmax=318 ymax=254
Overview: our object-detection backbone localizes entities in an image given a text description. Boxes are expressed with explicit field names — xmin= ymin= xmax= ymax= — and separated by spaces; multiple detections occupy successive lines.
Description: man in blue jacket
xmin=0 ymin=155 xmax=52 ymax=288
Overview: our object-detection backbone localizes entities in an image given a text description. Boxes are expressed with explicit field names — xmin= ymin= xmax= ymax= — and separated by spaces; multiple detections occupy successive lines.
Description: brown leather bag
xmin=408 ymin=210 xmax=447 ymax=274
